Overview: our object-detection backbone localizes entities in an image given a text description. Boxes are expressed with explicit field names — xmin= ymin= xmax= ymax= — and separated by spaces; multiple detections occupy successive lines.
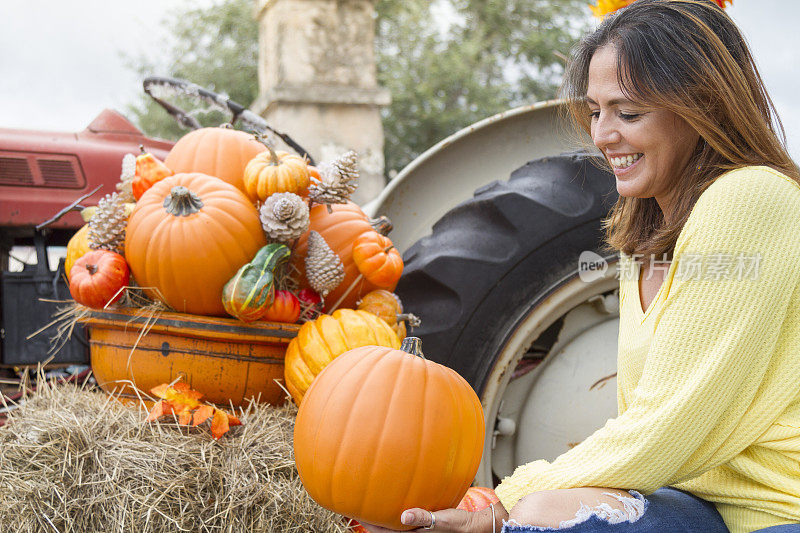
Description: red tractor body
xmin=0 ymin=109 xmax=172 ymax=237
xmin=0 ymin=109 xmax=174 ymax=367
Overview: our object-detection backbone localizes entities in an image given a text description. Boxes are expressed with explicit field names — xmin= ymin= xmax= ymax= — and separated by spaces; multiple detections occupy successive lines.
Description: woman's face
xmin=586 ymin=44 xmax=699 ymax=219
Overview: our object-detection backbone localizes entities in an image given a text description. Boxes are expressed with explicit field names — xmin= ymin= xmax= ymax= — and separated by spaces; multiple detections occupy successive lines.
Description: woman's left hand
xmin=359 ymin=505 xmax=497 ymax=532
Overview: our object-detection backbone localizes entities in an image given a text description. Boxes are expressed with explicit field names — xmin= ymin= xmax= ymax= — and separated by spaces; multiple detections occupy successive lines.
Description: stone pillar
xmin=253 ymin=0 xmax=391 ymax=204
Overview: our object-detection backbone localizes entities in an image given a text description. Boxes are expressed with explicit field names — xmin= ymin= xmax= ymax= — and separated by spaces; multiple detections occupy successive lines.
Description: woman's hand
xmin=359 ymin=502 xmax=507 ymax=533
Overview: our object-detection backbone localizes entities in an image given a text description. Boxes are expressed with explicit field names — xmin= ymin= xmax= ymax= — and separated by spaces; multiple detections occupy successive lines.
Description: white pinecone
xmin=259 ymin=192 xmax=310 ymax=243
xmin=115 ymin=153 xmax=137 ymax=203
xmin=309 ymin=151 xmax=359 ymax=205
xmin=88 ymin=192 xmax=127 ymax=254
xmin=305 ymin=231 xmax=344 ymax=297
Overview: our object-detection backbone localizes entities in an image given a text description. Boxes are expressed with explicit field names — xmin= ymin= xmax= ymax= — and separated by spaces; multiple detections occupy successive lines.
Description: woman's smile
xmin=608 ymin=152 xmax=643 ymax=172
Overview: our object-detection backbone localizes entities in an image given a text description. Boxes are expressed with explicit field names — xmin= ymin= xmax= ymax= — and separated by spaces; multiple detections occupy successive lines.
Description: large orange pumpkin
xmin=294 ymin=337 xmax=485 ymax=531
xmin=284 ymin=308 xmax=399 ymax=405
xmin=124 ymin=173 xmax=267 ymax=316
xmin=163 ymin=127 xmax=266 ymax=194
xmin=292 ymin=202 xmax=392 ymax=311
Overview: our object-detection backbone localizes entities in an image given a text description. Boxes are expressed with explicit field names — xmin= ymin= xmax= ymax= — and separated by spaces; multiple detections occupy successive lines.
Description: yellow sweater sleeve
xmin=495 ymin=167 xmax=800 ymax=511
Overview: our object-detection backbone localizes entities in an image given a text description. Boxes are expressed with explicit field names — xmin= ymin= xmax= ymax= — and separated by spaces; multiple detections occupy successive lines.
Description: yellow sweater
xmin=495 ymin=166 xmax=800 ymax=533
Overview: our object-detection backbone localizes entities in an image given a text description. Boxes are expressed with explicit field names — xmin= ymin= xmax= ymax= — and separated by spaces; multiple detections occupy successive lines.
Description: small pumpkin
xmin=132 ymin=148 xmax=174 ymax=200
xmin=456 ymin=487 xmax=500 ymax=512
xmin=243 ymin=144 xmax=311 ymax=203
xmin=297 ymin=287 xmax=323 ymax=321
xmin=65 ymin=224 xmax=91 ymax=280
xmin=222 ymin=244 xmax=291 ymax=323
xmin=357 ymin=290 xmax=414 ymax=340
xmin=262 ymin=290 xmax=302 ymax=323
xmin=284 ymin=308 xmax=400 ymax=405
xmin=164 ymin=126 xmax=267 ymax=194
xmin=69 ymin=250 xmax=130 ymax=309
xmin=351 ymin=231 xmax=403 ymax=289
xmin=125 ymin=173 xmax=267 ymax=316
xmin=294 ymin=337 xmax=485 ymax=531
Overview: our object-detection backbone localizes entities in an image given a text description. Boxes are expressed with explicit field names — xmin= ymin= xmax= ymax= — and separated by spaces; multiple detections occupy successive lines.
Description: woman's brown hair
xmin=562 ymin=0 xmax=799 ymax=259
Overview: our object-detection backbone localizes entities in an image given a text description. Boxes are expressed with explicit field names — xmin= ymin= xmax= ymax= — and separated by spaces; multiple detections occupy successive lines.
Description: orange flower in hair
xmin=590 ymin=0 xmax=731 ymax=18
xmin=589 ymin=0 xmax=634 ymax=17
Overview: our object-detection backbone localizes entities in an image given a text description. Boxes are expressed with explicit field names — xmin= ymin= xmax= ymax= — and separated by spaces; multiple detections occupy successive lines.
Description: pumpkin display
xmin=221 ymin=244 xmax=290 ymax=323
xmin=69 ymin=250 xmax=130 ymax=309
xmin=357 ymin=290 xmax=410 ymax=340
xmin=456 ymin=487 xmax=500 ymax=512
xmin=294 ymin=337 xmax=485 ymax=531
xmin=284 ymin=308 xmax=399 ymax=405
xmin=262 ymin=290 xmax=302 ymax=323
xmin=163 ymin=127 xmax=266 ymax=194
xmin=242 ymin=145 xmax=311 ymax=203
xmin=124 ymin=173 xmax=267 ymax=316
xmin=292 ymin=202 xmax=389 ymax=312
xmin=132 ymin=148 xmax=174 ymax=200
xmin=351 ymin=232 xmax=403 ymax=288
xmin=65 ymin=224 xmax=91 ymax=280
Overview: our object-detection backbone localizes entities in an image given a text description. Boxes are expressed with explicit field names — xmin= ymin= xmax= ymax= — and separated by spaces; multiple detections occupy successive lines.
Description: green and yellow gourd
xmin=222 ymin=243 xmax=290 ymax=322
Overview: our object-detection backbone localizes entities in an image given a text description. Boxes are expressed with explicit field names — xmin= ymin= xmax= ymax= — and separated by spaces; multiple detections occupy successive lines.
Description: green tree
xmin=126 ymin=0 xmax=259 ymax=141
xmin=376 ymin=0 xmax=591 ymax=172
xmin=127 ymin=0 xmax=590 ymax=173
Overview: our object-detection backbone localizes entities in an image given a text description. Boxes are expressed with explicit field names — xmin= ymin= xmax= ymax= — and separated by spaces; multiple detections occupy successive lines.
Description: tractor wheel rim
xmin=477 ymin=261 xmax=621 ymax=487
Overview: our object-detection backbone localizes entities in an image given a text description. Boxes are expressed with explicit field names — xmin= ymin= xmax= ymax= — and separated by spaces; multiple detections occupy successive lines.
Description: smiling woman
xmin=359 ymin=1 xmax=800 ymax=533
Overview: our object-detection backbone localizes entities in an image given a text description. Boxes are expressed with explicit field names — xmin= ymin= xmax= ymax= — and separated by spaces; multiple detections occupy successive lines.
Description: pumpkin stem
xmin=397 ymin=313 xmax=422 ymax=328
xmin=164 ymin=186 xmax=204 ymax=217
xmin=139 ymin=144 xmax=146 ymax=154
xmin=383 ymin=245 xmax=395 ymax=254
xmin=253 ymin=132 xmax=281 ymax=166
xmin=369 ymin=215 xmax=393 ymax=236
xmin=400 ymin=336 xmax=425 ymax=359
xmin=86 ymin=263 xmax=98 ymax=275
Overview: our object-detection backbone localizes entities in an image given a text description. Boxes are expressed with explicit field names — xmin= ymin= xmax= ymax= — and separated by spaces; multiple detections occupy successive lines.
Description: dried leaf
xmin=211 ymin=410 xmax=230 ymax=440
xmin=210 ymin=409 xmax=241 ymax=440
xmin=146 ymin=400 xmax=167 ymax=422
xmin=192 ymin=405 xmax=214 ymax=426
xmin=145 ymin=381 xmax=243 ymax=440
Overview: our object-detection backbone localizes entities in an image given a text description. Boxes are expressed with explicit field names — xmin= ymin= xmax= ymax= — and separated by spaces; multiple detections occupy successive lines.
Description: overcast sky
xmin=0 ymin=1 xmax=798 ymax=160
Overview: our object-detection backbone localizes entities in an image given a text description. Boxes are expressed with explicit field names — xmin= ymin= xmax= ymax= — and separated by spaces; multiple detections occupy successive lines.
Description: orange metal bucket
xmin=81 ymin=308 xmax=300 ymax=407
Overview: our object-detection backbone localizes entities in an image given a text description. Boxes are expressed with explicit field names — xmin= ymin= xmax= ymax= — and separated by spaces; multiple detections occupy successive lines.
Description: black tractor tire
xmin=395 ymin=152 xmax=617 ymax=394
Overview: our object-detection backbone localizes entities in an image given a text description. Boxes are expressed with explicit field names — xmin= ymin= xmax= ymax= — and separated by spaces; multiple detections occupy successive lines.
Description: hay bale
xmin=0 ymin=380 xmax=349 ymax=532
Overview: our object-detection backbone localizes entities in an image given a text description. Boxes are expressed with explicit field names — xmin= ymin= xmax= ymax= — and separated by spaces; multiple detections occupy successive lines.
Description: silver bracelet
xmin=490 ymin=502 xmax=496 ymax=533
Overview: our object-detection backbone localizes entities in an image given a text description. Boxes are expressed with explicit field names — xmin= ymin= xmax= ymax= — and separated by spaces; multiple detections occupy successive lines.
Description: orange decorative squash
xmin=357 ymin=289 xmax=410 ymax=340
xmin=456 ymin=487 xmax=500 ymax=512
xmin=294 ymin=337 xmax=485 ymax=531
xmin=124 ymin=173 xmax=267 ymax=316
xmin=164 ymin=127 xmax=266 ymax=194
xmin=351 ymin=231 xmax=403 ymax=288
xmin=284 ymin=308 xmax=399 ymax=405
xmin=262 ymin=290 xmax=302 ymax=323
xmin=292 ymin=202 xmax=389 ymax=312
xmin=242 ymin=144 xmax=311 ymax=203
xmin=65 ymin=224 xmax=91 ymax=280
xmin=132 ymin=148 xmax=174 ymax=200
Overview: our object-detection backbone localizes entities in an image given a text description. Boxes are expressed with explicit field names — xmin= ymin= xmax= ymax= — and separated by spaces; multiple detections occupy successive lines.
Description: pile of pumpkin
xmin=65 ymin=125 xmax=419 ymax=405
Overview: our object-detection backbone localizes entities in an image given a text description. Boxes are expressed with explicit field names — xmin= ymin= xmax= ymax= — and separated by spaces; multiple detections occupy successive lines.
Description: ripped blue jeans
xmin=501 ymin=487 xmax=800 ymax=533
